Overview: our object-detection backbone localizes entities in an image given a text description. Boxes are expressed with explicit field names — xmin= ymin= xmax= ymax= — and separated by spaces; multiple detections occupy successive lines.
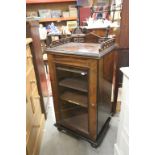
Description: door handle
xmin=91 ymin=103 xmax=95 ymax=107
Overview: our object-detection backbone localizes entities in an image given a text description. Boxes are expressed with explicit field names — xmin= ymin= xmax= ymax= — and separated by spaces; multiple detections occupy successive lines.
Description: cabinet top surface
xmin=46 ymin=42 xmax=115 ymax=58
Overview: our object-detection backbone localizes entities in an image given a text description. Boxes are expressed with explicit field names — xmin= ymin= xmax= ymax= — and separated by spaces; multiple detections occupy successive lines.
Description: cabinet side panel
xmin=88 ymin=60 xmax=97 ymax=140
xmin=48 ymin=54 xmax=61 ymax=122
xmin=97 ymin=52 xmax=114 ymax=134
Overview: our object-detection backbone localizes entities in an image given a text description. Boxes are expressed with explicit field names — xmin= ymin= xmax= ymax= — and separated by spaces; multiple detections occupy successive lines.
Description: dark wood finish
xmin=112 ymin=49 xmax=129 ymax=113
xmin=60 ymin=91 xmax=88 ymax=107
xmin=85 ymin=27 xmax=114 ymax=38
xmin=26 ymin=21 xmax=49 ymax=119
xmin=49 ymin=54 xmax=98 ymax=140
xmin=97 ymin=50 xmax=115 ymax=133
xmin=46 ymin=33 xmax=116 ymax=145
xmin=48 ymin=54 xmax=61 ymax=122
xmin=118 ymin=0 xmax=129 ymax=49
xmin=112 ymin=0 xmax=129 ymax=113
xmin=62 ymin=113 xmax=89 ymax=135
xmin=59 ymin=78 xmax=88 ymax=92
xmin=57 ymin=66 xmax=87 ymax=75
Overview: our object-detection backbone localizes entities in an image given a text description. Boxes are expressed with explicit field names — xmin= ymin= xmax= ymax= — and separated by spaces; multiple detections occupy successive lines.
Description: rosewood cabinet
xmin=46 ymin=33 xmax=116 ymax=147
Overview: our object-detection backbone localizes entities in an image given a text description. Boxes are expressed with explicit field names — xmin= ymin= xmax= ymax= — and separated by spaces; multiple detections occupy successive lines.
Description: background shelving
xmin=26 ymin=0 xmax=76 ymax=4
xmin=39 ymin=17 xmax=77 ymax=22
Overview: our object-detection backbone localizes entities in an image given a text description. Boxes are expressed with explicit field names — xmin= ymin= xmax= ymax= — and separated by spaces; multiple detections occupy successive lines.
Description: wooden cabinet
xmin=46 ymin=33 xmax=116 ymax=147
xmin=26 ymin=38 xmax=45 ymax=155
xmin=112 ymin=0 xmax=129 ymax=113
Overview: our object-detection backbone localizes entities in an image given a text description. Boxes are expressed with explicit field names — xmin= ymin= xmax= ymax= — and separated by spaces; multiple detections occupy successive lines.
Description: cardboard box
xmin=69 ymin=5 xmax=77 ymax=17
xmin=69 ymin=8 xmax=77 ymax=17
xmin=67 ymin=21 xmax=77 ymax=31
xmin=51 ymin=10 xmax=62 ymax=18
xmin=62 ymin=11 xmax=70 ymax=18
xmin=26 ymin=11 xmax=38 ymax=17
xmin=38 ymin=9 xmax=51 ymax=18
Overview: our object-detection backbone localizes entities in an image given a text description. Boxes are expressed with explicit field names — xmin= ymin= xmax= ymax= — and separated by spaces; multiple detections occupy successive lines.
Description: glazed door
xmin=48 ymin=55 xmax=97 ymax=140
xmin=56 ymin=65 xmax=89 ymax=135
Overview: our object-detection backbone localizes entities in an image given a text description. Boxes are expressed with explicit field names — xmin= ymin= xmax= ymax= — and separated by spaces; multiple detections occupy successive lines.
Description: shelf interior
xmin=59 ymin=78 xmax=88 ymax=92
xmin=57 ymin=66 xmax=87 ymax=75
xmin=60 ymin=91 xmax=88 ymax=108
xmin=62 ymin=113 xmax=88 ymax=135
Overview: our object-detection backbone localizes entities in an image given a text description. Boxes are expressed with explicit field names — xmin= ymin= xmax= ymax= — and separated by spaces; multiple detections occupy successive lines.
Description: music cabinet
xmin=46 ymin=33 xmax=116 ymax=147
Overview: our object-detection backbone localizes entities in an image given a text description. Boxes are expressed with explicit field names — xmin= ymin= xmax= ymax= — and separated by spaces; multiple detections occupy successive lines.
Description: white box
xmin=69 ymin=8 xmax=77 ymax=17
xmin=62 ymin=11 xmax=70 ymax=18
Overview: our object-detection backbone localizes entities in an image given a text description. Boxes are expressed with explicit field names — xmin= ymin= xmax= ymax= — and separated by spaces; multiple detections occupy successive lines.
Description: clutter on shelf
xmin=39 ymin=22 xmax=72 ymax=39
xmin=39 ymin=24 xmax=47 ymax=40
xmin=46 ymin=23 xmax=61 ymax=35
xmin=26 ymin=5 xmax=77 ymax=19
xmin=85 ymin=17 xmax=119 ymax=29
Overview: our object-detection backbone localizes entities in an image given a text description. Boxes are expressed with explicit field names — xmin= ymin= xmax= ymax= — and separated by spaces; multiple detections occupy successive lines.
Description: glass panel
xmin=56 ymin=65 xmax=89 ymax=135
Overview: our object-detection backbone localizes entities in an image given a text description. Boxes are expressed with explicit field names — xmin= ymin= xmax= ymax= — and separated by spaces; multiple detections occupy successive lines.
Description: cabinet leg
xmin=91 ymin=143 xmax=98 ymax=148
xmin=57 ymin=127 xmax=63 ymax=132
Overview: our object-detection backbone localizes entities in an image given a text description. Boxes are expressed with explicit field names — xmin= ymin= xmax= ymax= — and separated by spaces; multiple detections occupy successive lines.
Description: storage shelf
xmin=26 ymin=0 xmax=76 ymax=4
xmin=60 ymin=91 xmax=88 ymax=108
xmin=59 ymin=78 xmax=88 ymax=92
xmin=39 ymin=17 xmax=77 ymax=23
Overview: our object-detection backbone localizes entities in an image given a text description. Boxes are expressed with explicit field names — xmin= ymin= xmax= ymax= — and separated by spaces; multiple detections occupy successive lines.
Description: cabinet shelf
xmin=63 ymin=113 xmax=88 ymax=135
xmin=60 ymin=91 xmax=88 ymax=108
xmin=26 ymin=0 xmax=76 ymax=4
xmin=39 ymin=17 xmax=77 ymax=23
xmin=57 ymin=66 xmax=87 ymax=75
xmin=59 ymin=78 xmax=88 ymax=92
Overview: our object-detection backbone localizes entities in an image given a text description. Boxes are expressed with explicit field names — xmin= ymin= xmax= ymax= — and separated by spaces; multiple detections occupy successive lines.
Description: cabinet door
xmin=48 ymin=54 xmax=97 ymax=140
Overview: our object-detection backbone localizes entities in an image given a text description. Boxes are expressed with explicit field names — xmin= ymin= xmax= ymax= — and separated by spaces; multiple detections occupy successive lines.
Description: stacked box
xmin=38 ymin=9 xmax=51 ymax=18
xmin=69 ymin=5 xmax=77 ymax=17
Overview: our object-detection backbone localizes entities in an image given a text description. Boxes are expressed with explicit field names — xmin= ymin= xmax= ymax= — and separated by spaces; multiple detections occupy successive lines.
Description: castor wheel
xmin=91 ymin=143 xmax=98 ymax=148
xmin=57 ymin=127 xmax=62 ymax=132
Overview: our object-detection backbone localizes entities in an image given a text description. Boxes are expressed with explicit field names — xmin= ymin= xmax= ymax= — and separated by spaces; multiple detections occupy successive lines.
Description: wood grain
xmin=60 ymin=91 xmax=88 ymax=108
xmin=59 ymin=78 xmax=88 ymax=92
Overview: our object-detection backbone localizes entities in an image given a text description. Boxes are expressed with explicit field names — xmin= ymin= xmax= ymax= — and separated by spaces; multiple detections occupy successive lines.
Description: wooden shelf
xmin=60 ymin=91 xmax=88 ymax=108
xmin=63 ymin=113 xmax=88 ymax=135
xmin=57 ymin=66 xmax=87 ymax=75
xmin=26 ymin=0 xmax=76 ymax=4
xmin=59 ymin=78 xmax=88 ymax=92
xmin=39 ymin=17 xmax=77 ymax=23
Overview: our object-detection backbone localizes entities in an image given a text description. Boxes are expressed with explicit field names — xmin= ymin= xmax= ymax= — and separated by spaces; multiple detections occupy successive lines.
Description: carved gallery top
xmin=45 ymin=33 xmax=116 ymax=58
